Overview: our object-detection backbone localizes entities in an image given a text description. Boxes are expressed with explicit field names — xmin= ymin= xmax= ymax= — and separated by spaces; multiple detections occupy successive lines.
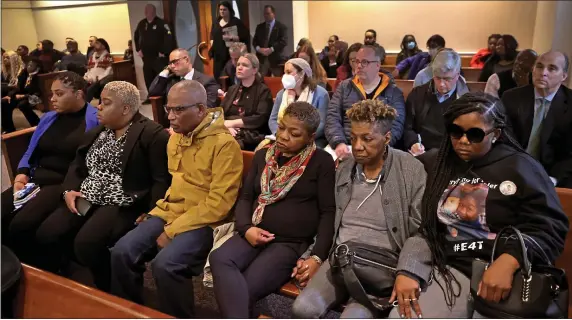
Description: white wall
xmin=307 ymin=1 xmax=538 ymax=54
xmin=553 ymin=1 xmax=572 ymax=87
xmin=1 ymin=0 xmax=131 ymax=55
xmin=1 ymin=0 xmax=38 ymax=51
xmin=291 ymin=0 xmax=309 ymax=52
xmin=32 ymin=1 xmax=131 ymax=55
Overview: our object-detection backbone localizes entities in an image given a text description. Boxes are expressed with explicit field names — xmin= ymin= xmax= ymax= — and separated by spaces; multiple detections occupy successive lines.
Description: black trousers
xmin=33 ymin=202 xmax=139 ymax=291
xmin=142 ymin=56 xmax=168 ymax=90
xmin=213 ymin=56 xmax=229 ymax=81
xmin=4 ymin=184 xmax=64 ymax=255
xmin=1 ymin=99 xmax=40 ymax=133
xmin=209 ymin=234 xmax=308 ymax=318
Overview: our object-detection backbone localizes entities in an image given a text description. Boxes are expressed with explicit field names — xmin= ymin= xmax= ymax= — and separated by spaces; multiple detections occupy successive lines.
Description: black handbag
xmin=470 ymin=226 xmax=569 ymax=318
xmin=329 ymin=241 xmax=399 ymax=315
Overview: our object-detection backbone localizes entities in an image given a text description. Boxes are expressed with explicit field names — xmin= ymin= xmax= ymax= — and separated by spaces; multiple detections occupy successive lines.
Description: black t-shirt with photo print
xmin=417 ymin=144 xmax=568 ymax=277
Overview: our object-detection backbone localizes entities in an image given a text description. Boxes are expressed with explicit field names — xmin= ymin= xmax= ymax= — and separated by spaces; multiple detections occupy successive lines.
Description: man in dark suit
xmin=252 ymin=5 xmax=288 ymax=77
xmin=502 ymin=51 xmax=571 ymax=188
xmin=148 ymin=48 xmax=220 ymax=108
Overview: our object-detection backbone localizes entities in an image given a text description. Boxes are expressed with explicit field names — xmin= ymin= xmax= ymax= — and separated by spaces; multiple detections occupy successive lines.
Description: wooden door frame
xmin=197 ymin=0 xmax=214 ymax=75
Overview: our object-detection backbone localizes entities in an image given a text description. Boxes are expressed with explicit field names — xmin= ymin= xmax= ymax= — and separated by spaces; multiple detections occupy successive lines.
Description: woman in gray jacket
xmin=291 ymin=99 xmax=426 ymax=318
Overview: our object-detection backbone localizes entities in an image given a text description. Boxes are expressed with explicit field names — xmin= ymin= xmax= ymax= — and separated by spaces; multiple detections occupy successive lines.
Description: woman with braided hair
xmin=390 ymin=92 xmax=568 ymax=318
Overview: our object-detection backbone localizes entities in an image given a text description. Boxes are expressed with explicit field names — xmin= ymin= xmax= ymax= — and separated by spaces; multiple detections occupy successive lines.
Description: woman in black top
xmin=210 ymin=102 xmax=336 ymax=318
xmin=391 ymin=93 xmax=568 ymax=318
xmin=478 ymin=35 xmax=519 ymax=82
xmin=1 ymin=59 xmax=43 ymax=133
xmin=221 ymin=53 xmax=273 ymax=151
xmin=4 ymin=71 xmax=98 ymax=255
xmin=209 ymin=1 xmax=250 ymax=79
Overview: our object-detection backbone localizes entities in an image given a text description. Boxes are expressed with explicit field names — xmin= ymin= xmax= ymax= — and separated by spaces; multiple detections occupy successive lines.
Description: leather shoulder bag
xmin=329 ymin=241 xmax=400 ymax=315
xmin=470 ymin=226 xmax=569 ymax=318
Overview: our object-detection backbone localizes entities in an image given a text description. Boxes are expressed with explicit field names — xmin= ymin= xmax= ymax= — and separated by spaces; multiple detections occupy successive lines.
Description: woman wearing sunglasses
xmin=388 ymin=92 xmax=568 ymax=318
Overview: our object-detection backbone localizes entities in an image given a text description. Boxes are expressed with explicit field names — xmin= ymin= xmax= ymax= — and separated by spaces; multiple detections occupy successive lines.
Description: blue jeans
xmin=110 ymin=217 xmax=213 ymax=318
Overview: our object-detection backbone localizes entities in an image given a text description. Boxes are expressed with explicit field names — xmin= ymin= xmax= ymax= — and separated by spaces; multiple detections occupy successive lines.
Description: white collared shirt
xmin=183 ymin=69 xmax=195 ymax=80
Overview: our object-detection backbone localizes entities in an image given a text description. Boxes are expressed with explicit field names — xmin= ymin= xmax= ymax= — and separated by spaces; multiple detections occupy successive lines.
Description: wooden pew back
xmin=1 ymin=127 xmax=36 ymax=183
xmin=394 ymin=80 xmax=486 ymax=100
xmin=150 ymin=96 xmax=169 ymax=128
xmin=555 ymin=187 xmax=572 ymax=316
xmin=242 ymin=150 xmax=254 ymax=178
xmin=112 ymin=60 xmax=137 ymax=86
xmin=264 ymin=77 xmax=283 ymax=98
xmin=383 ymin=54 xmax=472 ymax=68
xmin=14 ymin=264 xmax=172 ymax=318
xmin=380 ymin=65 xmax=481 ymax=82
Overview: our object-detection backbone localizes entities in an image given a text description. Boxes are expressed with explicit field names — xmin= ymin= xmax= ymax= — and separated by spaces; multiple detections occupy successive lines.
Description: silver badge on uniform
xmin=164 ymin=24 xmax=171 ymax=35
xmin=153 ymin=25 xmax=157 ymax=30
xmin=499 ymin=180 xmax=517 ymax=196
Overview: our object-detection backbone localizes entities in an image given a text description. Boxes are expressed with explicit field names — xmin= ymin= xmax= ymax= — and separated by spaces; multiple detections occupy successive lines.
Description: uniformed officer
xmin=134 ymin=4 xmax=175 ymax=91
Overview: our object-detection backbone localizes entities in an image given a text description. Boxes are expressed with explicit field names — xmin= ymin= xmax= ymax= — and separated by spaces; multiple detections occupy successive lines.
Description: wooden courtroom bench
xmin=150 ymin=96 xmax=169 ymax=128
xmin=1 ymin=127 xmax=36 ymax=183
xmin=112 ymin=60 xmax=137 ymax=86
xmin=38 ymin=71 xmax=66 ymax=112
xmin=555 ymin=187 xmax=572 ymax=317
xmin=395 ymin=80 xmax=486 ymax=100
xmin=381 ymin=65 xmax=481 ymax=82
xmin=384 ymin=54 xmax=472 ymax=68
xmin=13 ymin=264 xmax=172 ymax=318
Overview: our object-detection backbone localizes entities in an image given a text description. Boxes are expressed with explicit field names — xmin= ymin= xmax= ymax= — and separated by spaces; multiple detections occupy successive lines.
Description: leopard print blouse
xmin=80 ymin=127 xmax=134 ymax=206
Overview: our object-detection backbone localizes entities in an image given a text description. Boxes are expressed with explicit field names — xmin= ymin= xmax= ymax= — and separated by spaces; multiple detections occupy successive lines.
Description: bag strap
xmin=335 ymin=248 xmax=395 ymax=315
xmin=490 ymin=226 xmax=531 ymax=278
xmin=340 ymin=258 xmax=381 ymax=314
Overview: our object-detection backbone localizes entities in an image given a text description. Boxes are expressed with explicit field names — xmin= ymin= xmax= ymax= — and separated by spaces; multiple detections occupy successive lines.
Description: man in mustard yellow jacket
xmin=110 ymin=80 xmax=243 ymax=318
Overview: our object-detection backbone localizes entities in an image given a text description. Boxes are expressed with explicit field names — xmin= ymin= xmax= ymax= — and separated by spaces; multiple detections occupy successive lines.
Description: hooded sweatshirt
xmin=150 ymin=107 xmax=243 ymax=238
xmin=325 ymin=72 xmax=406 ymax=148
xmin=418 ymin=143 xmax=568 ymax=277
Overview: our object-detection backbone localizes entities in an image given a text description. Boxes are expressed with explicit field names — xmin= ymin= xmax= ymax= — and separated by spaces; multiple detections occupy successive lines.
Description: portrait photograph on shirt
xmin=437 ymin=182 xmax=496 ymax=241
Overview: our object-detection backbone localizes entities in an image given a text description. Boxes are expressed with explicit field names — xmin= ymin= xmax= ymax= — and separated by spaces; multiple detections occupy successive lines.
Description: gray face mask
xmin=406 ymin=41 xmax=416 ymax=50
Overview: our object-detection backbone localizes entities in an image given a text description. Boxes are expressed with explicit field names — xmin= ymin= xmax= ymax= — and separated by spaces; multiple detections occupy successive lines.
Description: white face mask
xmin=282 ymin=74 xmax=298 ymax=90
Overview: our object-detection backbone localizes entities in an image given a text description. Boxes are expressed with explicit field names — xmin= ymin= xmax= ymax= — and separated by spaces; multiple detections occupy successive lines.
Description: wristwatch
xmin=310 ymin=255 xmax=323 ymax=265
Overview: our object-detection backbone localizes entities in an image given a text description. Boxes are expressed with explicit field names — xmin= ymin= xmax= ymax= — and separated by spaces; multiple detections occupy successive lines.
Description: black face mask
xmin=447 ymin=124 xmax=495 ymax=143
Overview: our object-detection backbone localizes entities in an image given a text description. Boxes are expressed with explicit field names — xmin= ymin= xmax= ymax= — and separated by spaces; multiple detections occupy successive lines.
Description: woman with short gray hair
xmin=220 ymin=53 xmax=274 ymax=150
xmin=30 ymin=81 xmax=171 ymax=292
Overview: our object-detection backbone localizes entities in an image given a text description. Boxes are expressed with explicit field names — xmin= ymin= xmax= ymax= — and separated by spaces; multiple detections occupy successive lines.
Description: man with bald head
xmin=149 ymin=48 xmax=220 ymax=108
xmin=503 ymin=51 xmax=572 ymax=187
xmin=134 ymin=3 xmax=175 ymax=90
xmin=485 ymin=49 xmax=538 ymax=98
xmin=111 ymin=80 xmax=242 ymax=317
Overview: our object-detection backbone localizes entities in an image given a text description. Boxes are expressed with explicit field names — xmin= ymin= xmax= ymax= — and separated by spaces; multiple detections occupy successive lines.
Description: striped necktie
xmin=526 ymin=98 xmax=548 ymax=159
